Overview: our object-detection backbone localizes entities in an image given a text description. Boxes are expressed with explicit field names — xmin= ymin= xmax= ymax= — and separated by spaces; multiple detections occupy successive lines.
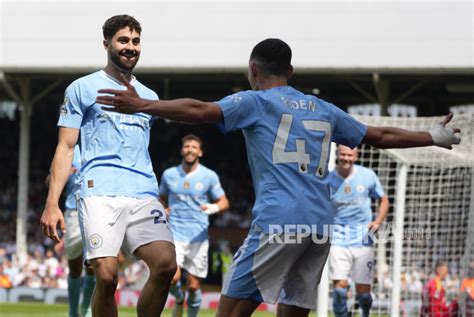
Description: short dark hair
xmin=182 ymin=134 xmax=203 ymax=149
xmin=250 ymin=38 xmax=292 ymax=76
xmin=102 ymin=15 xmax=141 ymax=40
xmin=435 ymin=261 xmax=448 ymax=272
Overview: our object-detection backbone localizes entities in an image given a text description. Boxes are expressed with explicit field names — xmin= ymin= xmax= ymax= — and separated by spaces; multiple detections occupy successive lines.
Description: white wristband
xmin=429 ymin=123 xmax=461 ymax=149
xmin=202 ymin=203 xmax=220 ymax=215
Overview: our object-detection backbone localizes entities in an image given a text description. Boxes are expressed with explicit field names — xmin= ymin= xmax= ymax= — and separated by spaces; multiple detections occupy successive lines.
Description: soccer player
xmin=160 ymin=134 xmax=229 ymax=317
xmin=40 ymin=15 xmax=176 ymax=317
xmin=45 ymin=144 xmax=95 ymax=317
xmin=96 ymin=38 xmax=461 ymax=317
xmin=421 ymin=262 xmax=459 ymax=316
xmin=327 ymin=144 xmax=389 ymax=317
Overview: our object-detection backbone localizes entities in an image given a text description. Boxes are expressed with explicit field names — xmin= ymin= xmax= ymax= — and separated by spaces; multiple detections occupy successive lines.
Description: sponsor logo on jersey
xmin=60 ymin=105 xmax=67 ymax=116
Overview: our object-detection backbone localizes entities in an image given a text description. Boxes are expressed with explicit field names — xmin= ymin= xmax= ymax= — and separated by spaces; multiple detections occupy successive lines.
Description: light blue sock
xmin=170 ymin=281 xmax=185 ymax=304
xmin=332 ymin=287 xmax=348 ymax=317
xmin=357 ymin=292 xmax=372 ymax=317
xmin=67 ymin=276 xmax=81 ymax=317
xmin=80 ymin=273 xmax=96 ymax=317
xmin=187 ymin=289 xmax=202 ymax=317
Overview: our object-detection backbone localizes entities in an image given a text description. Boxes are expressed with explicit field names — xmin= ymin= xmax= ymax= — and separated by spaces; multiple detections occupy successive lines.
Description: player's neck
xmin=103 ymin=64 xmax=133 ymax=82
xmin=255 ymin=77 xmax=288 ymax=91
xmin=182 ymin=161 xmax=199 ymax=174
xmin=337 ymin=166 xmax=353 ymax=178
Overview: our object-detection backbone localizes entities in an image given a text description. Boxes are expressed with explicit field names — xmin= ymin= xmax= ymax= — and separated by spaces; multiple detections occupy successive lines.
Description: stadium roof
xmin=0 ymin=0 xmax=472 ymax=72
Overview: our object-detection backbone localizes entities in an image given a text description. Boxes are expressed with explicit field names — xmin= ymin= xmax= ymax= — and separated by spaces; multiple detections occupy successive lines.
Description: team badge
xmin=89 ymin=234 xmax=103 ymax=249
xmin=344 ymin=185 xmax=351 ymax=194
xmin=195 ymin=182 xmax=204 ymax=191
xmin=183 ymin=181 xmax=190 ymax=189
xmin=357 ymin=185 xmax=365 ymax=193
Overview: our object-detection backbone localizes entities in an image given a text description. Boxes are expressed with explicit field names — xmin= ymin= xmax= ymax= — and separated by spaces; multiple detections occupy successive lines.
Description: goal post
xmin=320 ymin=113 xmax=473 ymax=316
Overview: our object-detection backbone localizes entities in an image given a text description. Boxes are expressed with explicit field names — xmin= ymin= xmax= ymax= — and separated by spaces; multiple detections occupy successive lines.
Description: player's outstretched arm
xmin=96 ymin=73 xmax=223 ymax=124
xmin=363 ymin=113 xmax=461 ymax=149
xmin=40 ymin=127 xmax=79 ymax=243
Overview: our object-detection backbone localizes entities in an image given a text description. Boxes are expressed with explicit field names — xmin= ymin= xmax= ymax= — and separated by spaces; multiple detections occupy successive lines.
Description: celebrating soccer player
xmin=96 ymin=38 xmax=461 ymax=317
xmin=40 ymin=15 xmax=176 ymax=317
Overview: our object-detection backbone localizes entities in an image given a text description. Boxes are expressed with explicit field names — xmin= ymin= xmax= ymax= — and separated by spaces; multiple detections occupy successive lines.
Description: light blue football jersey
xmin=64 ymin=144 xmax=81 ymax=210
xmin=57 ymin=70 xmax=159 ymax=198
xmin=328 ymin=165 xmax=385 ymax=246
xmin=217 ymin=86 xmax=367 ymax=235
xmin=160 ymin=164 xmax=225 ymax=243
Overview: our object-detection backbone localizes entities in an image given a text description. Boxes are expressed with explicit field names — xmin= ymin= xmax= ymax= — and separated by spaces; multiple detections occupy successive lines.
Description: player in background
xmin=328 ymin=145 xmax=389 ymax=317
xmin=96 ymin=38 xmax=461 ymax=317
xmin=421 ymin=262 xmax=459 ymax=316
xmin=40 ymin=15 xmax=176 ymax=317
xmin=160 ymin=134 xmax=229 ymax=317
xmin=45 ymin=144 xmax=96 ymax=317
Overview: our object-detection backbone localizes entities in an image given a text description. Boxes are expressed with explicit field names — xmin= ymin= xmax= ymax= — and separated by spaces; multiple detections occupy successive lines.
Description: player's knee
xmin=187 ymin=289 xmax=202 ymax=308
xmin=149 ymin=258 xmax=177 ymax=281
xmin=95 ymin=271 xmax=118 ymax=294
xmin=357 ymin=292 xmax=372 ymax=311
xmin=333 ymin=287 xmax=348 ymax=315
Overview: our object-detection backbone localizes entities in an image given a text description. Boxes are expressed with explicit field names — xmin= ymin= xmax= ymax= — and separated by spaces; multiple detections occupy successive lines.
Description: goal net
xmin=328 ymin=113 xmax=473 ymax=316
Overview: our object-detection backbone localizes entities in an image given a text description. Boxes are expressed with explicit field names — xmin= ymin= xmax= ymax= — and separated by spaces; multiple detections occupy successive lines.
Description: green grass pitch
xmin=0 ymin=302 xmax=319 ymax=316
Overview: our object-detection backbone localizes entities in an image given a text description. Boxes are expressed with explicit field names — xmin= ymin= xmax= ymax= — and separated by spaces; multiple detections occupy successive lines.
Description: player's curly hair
xmin=102 ymin=15 xmax=141 ymax=40
xmin=250 ymin=38 xmax=292 ymax=76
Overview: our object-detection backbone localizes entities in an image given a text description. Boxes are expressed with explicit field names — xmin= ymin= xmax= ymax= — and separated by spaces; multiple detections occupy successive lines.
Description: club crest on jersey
xmin=344 ymin=185 xmax=351 ymax=194
xmin=195 ymin=182 xmax=204 ymax=191
xmin=89 ymin=234 xmax=103 ymax=249
xmin=357 ymin=185 xmax=365 ymax=193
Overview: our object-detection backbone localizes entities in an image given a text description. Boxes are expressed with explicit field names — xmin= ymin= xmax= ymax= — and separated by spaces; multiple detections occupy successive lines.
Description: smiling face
xmin=337 ymin=145 xmax=358 ymax=174
xmin=181 ymin=139 xmax=203 ymax=166
xmin=105 ymin=27 xmax=141 ymax=72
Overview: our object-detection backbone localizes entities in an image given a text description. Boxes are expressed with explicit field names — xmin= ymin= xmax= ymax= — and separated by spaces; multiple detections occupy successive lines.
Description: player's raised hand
xmin=40 ymin=204 xmax=66 ymax=243
xmin=428 ymin=112 xmax=461 ymax=149
xmin=96 ymin=73 xmax=148 ymax=114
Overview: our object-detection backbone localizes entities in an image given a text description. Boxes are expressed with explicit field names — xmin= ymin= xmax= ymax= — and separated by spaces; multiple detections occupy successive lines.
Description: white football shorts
xmin=175 ymin=240 xmax=209 ymax=278
xmin=328 ymin=246 xmax=374 ymax=285
xmin=222 ymin=225 xmax=330 ymax=309
xmin=79 ymin=196 xmax=173 ymax=261
xmin=64 ymin=209 xmax=83 ymax=260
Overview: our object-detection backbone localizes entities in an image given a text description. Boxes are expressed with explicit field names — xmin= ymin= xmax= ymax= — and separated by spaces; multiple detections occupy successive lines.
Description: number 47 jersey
xmin=217 ymin=86 xmax=367 ymax=235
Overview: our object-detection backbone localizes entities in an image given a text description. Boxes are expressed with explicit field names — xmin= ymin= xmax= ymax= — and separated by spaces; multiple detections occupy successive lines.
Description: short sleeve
xmin=216 ymin=91 xmax=261 ymax=133
xmin=331 ymin=105 xmax=368 ymax=148
xmin=57 ymin=82 xmax=86 ymax=129
xmin=208 ymin=171 xmax=225 ymax=201
xmin=369 ymin=170 xmax=385 ymax=199
xmin=159 ymin=171 xmax=170 ymax=197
